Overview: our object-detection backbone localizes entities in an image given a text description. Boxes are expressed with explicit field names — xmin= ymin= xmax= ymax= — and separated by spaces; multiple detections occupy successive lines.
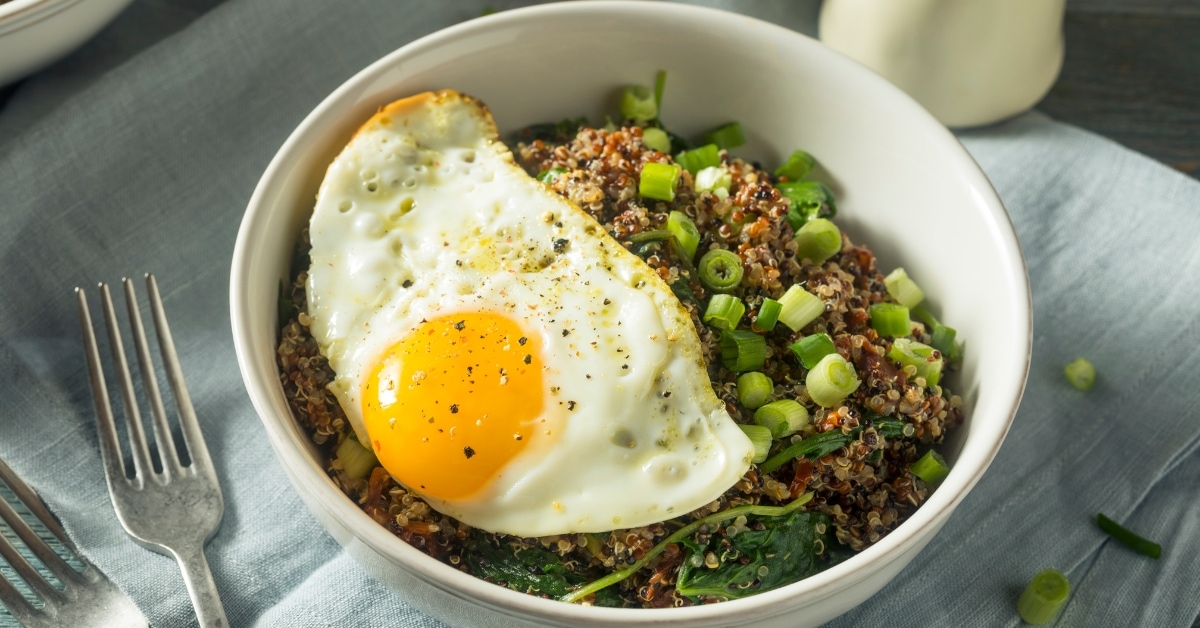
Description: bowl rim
xmin=231 ymin=1 xmax=1032 ymax=623
xmin=0 ymin=0 xmax=79 ymax=33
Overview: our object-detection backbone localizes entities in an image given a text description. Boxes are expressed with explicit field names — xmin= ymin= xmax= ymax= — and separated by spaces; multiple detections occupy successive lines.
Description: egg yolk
xmin=362 ymin=312 xmax=545 ymax=501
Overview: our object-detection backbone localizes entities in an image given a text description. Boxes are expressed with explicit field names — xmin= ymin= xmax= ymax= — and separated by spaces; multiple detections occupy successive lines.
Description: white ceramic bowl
xmin=231 ymin=2 xmax=1031 ymax=626
xmin=0 ymin=0 xmax=134 ymax=87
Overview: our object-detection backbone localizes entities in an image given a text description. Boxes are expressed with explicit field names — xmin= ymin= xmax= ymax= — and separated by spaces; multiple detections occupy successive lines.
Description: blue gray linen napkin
xmin=0 ymin=1 xmax=1196 ymax=626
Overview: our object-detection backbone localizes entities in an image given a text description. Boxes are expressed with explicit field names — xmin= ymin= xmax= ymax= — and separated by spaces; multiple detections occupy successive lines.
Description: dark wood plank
xmin=1040 ymin=11 xmax=1200 ymax=177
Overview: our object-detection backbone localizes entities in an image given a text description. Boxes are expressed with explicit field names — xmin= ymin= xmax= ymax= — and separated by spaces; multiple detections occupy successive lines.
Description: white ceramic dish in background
xmin=819 ymin=0 xmax=1066 ymax=128
xmin=0 ymin=0 xmax=134 ymax=87
xmin=231 ymin=2 xmax=1031 ymax=626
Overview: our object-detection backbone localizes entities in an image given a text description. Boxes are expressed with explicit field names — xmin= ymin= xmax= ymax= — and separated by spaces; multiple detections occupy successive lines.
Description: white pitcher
xmin=818 ymin=0 xmax=1066 ymax=127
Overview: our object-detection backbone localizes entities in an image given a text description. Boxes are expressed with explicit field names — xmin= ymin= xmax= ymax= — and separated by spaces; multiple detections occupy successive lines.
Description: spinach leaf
xmin=512 ymin=116 xmax=589 ymax=144
xmin=465 ymin=536 xmax=622 ymax=607
xmin=669 ymin=279 xmax=702 ymax=310
xmin=676 ymin=509 xmax=841 ymax=600
xmin=779 ymin=181 xmax=837 ymax=230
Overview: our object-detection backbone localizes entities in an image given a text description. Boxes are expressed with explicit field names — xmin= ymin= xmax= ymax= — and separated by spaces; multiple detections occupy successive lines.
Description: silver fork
xmin=0 ymin=455 xmax=148 ymax=627
xmin=76 ymin=274 xmax=228 ymax=627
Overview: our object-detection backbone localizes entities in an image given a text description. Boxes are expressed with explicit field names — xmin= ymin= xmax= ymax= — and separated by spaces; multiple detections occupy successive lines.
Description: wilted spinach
xmin=779 ymin=181 xmax=837 ymax=230
xmin=466 ymin=536 xmax=622 ymax=607
xmin=675 ymin=509 xmax=842 ymax=600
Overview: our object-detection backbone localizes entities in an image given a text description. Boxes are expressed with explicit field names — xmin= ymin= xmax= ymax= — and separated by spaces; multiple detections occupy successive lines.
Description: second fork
xmin=77 ymin=274 xmax=228 ymax=627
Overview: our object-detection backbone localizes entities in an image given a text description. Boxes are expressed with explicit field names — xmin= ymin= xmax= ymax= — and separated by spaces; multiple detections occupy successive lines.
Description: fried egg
xmin=306 ymin=90 xmax=752 ymax=537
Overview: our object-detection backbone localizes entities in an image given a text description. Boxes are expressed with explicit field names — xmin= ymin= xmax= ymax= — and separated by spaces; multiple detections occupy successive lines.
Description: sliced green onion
xmin=675 ymin=144 xmax=720 ymax=175
xmin=759 ymin=430 xmax=851 ymax=474
xmin=753 ymin=298 xmax=782 ymax=332
xmin=754 ymin=399 xmax=810 ymax=438
xmin=639 ymin=161 xmax=680 ymax=202
xmin=1096 ymin=513 xmax=1161 ymax=558
xmin=619 ymin=84 xmax=657 ymax=123
xmin=1064 ymin=357 xmax=1095 ymax=391
xmin=337 ymin=436 xmax=379 ymax=481
xmin=694 ymin=166 xmax=732 ymax=193
xmin=887 ymin=338 xmax=943 ymax=387
xmin=719 ymin=330 xmax=766 ymax=372
xmin=642 ymin=127 xmax=671 ymax=153
xmin=536 ymin=167 xmax=567 ymax=184
xmin=870 ymin=302 xmax=911 ymax=337
xmin=653 ymin=70 xmax=666 ymax=114
xmin=806 ymin=353 xmax=861 ymax=407
xmin=930 ymin=324 xmax=959 ymax=362
xmin=794 ymin=217 xmax=842 ymax=265
xmin=790 ymin=333 xmax=836 ymax=370
xmin=909 ymin=449 xmax=949 ymax=485
xmin=883 ymin=268 xmax=925 ymax=308
xmin=779 ymin=181 xmax=836 ymax=230
xmin=666 ymin=210 xmax=700 ymax=261
xmin=697 ymin=249 xmax=744 ymax=292
xmin=1017 ymin=569 xmax=1071 ymax=625
xmin=702 ymin=122 xmax=745 ymax=149
xmin=774 ymin=150 xmax=815 ymax=181
xmin=627 ymin=229 xmax=671 ymax=244
xmin=561 ymin=493 xmax=813 ymax=603
xmin=776 ymin=284 xmax=823 ymax=332
xmin=910 ymin=303 xmax=939 ymax=328
xmin=739 ymin=424 xmax=773 ymax=463
xmin=736 ymin=371 xmax=774 ymax=409
xmin=703 ymin=294 xmax=745 ymax=331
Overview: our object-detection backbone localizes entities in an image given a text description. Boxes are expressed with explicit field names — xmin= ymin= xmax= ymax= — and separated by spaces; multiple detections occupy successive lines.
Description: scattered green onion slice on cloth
xmin=1064 ymin=357 xmax=1096 ymax=391
xmin=1017 ymin=569 xmax=1071 ymax=625
xmin=1096 ymin=513 xmax=1162 ymax=558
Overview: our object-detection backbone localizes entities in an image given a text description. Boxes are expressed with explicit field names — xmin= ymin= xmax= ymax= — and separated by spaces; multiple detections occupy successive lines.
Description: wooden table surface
xmin=2 ymin=1 xmax=1196 ymax=181
xmin=1040 ymin=1 xmax=1200 ymax=178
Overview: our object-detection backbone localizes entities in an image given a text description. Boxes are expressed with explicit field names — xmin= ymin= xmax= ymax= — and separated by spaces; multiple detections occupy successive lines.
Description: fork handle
xmin=173 ymin=544 xmax=228 ymax=627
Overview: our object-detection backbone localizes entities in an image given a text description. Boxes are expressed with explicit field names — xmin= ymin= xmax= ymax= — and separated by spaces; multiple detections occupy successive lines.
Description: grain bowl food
xmin=231 ymin=4 xmax=1030 ymax=625
xmin=275 ymin=82 xmax=965 ymax=608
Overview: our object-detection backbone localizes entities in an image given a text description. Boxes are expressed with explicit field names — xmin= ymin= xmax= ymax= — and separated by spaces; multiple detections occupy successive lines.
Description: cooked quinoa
xmin=276 ymin=123 xmax=963 ymax=608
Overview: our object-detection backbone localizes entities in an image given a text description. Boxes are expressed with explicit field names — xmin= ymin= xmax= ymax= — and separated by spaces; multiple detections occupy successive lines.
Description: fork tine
xmin=0 ymin=501 xmax=66 ymax=607
xmin=0 ymin=458 xmax=71 ymax=551
xmin=76 ymin=288 xmax=130 ymax=487
xmin=122 ymin=277 xmax=182 ymax=474
xmin=0 ymin=462 xmax=82 ymax=589
xmin=97 ymin=282 xmax=155 ymax=481
xmin=145 ymin=274 xmax=214 ymax=469
xmin=0 ymin=556 xmax=37 ymax=624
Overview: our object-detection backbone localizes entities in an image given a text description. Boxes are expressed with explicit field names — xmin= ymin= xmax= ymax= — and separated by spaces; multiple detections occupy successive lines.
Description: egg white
xmin=306 ymin=90 xmax=752 ymax=536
